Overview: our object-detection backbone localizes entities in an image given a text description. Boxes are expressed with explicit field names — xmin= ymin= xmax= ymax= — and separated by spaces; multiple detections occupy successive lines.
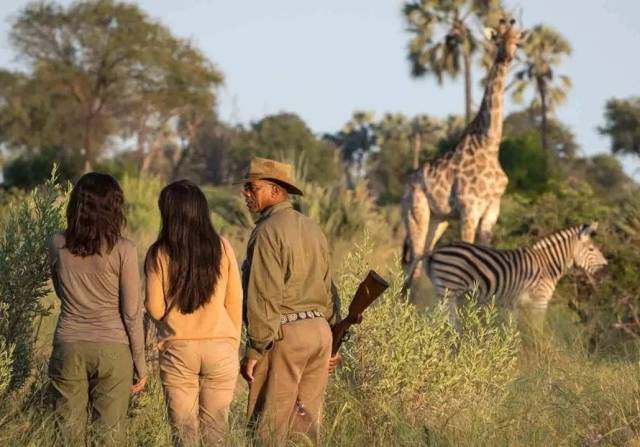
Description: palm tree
xmin=409 ymin=114 xmax=442 ymax=168
xmin=511 ymin=24 xmax=572 ymax=155
xmin=403 ymin=0 xmax=503 ymax=124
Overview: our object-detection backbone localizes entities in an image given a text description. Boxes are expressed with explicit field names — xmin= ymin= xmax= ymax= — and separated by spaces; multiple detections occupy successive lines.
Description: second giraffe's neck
xmin=466 ymin=58 xmax=511 ymax=145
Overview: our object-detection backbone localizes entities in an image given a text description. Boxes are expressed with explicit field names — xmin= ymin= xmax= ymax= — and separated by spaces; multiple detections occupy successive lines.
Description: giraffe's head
xmin=573 ymin=222 xmax=608 ymax=277
xmin=485 ymin=18 xmax=527 ymax=63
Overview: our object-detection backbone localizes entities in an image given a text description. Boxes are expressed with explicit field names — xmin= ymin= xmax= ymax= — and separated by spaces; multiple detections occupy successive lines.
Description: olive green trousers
xmin=48 ymin=341 xmax=134 ymax=446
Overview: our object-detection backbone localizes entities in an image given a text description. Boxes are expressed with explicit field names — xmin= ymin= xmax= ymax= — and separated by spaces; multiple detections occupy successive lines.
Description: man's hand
xmin=241 ymin=357 xmax=258 ymax=383
xmin=328 ymin=352 xmax=342 ymax=374
xmin=131 ymin=376 xmax=147 ymax=393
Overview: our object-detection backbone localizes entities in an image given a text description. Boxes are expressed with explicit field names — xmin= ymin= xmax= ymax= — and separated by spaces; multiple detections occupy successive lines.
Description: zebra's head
xmin=573 ymin=222 xmax=607 ymax=276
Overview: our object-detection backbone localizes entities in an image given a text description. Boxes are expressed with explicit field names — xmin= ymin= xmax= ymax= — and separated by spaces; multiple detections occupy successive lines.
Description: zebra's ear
xmin=580 ymin=222 xmax=599 ymax=239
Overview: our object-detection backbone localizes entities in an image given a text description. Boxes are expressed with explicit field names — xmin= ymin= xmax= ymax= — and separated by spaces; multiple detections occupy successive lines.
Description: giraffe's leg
xmin=404 ymin=216 xmax=448 ymax=293
xmin=478 ymin=199 xmax=501 ymax=245
xmin=402 ymin=184 xmax=431 ymax=292
xmin=419 ymin=217 xmax=449 ymax=287
xmin=428 ymin=219 xmax=449 ymax=252
xmin=460 ymin=205 xmax=482 ymax=243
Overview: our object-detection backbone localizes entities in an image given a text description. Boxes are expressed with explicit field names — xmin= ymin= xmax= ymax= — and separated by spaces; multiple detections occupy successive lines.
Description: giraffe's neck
xmin=466 ymin=57 xmax=511 ymax=146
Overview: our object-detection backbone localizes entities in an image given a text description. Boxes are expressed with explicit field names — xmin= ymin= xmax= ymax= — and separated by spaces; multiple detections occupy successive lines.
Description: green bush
xmin=500 ymin=131 xmax=551 ymax=195
xmin=333 ymin=236 xmax=520 ymax=430
xmin=296 ymin=181 xmax=383 ymax=242
xmin=0 ymin=187 xmax=28 ymax=231
xmin=0 ymin=303 xmax=15 ymax=396
xmin=2 ymin=147 xmax=81 ymax=189
xmin=0 ymin=171 xmax=67 ymax=390
xmin=120 ymin=175 xmax=163 ymax=237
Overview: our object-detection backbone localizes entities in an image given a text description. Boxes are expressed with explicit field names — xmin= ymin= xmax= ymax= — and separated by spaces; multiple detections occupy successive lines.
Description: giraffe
xmin=402 ymin=19 xmax=527 ymax=291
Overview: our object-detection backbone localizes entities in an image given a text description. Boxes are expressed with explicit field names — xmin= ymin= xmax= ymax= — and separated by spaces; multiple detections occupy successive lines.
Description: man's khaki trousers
xmin=247 ymin=317 xmax=332 ymax=445
xmin=160 ymin=339 xmax=238 ymax=446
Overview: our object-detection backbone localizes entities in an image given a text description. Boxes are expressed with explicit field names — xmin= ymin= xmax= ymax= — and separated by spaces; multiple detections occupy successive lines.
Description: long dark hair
xmin=145 ymin=180 xmax=222 ymax=314
xmin=65 ymin=172 xmax=125 ymax=257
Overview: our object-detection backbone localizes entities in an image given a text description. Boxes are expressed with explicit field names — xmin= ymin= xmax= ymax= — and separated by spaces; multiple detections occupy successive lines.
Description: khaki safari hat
xmin=235 ymin=157 xmax=304 ymax=196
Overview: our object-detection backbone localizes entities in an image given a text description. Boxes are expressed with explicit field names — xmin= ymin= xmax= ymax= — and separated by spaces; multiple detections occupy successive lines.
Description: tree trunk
xmin=537 ymin=77 xmax=549 ymax=154
xmin=412 ymin=133 xmax=422 ymax=170
xmin=140 ymin=147 xmax=156 ymax=174
xmin=82 ymin=117 xmax=93 ymax=173
xmin=463 ymin=48 xmax=473 ymax=125
xmin=137 ymin=118 xmax=148 ymax=172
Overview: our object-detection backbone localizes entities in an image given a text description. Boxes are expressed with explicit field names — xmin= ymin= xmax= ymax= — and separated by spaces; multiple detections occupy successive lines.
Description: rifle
xmin=331 ymin=270 xmax=389 ymax=355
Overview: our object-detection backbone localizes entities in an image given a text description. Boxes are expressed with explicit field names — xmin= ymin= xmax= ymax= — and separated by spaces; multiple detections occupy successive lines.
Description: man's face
xmin=242 ymin=180 xmax=274 ymax=213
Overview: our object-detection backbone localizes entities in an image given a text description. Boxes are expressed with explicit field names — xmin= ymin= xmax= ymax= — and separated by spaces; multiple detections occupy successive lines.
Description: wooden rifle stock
xmin=331 ymin=270 xmax=389 ymax=355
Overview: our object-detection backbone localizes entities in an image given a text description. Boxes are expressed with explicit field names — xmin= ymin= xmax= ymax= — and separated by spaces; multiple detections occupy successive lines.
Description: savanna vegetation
xmin=1 ymin=0 xmax=640 ymax=446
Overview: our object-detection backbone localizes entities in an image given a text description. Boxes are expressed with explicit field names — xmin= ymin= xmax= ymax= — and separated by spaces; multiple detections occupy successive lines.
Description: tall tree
xmin=599 ymin=97 xmax=640 ymax=158
xmin=503 ymin=109 xmax=578 ymax=160
xmin=232 ymin=113 xmax=342 ymax=186
xmin=7 ymin=0 xmax=222 ymax=172
xmin=403 ymin=0 xmax=503 ymax=124
xmin=409 ymin=114 xmax=442 ymax=168
xmin=510 ymin=24 xmax=572 ymax=155
xmin=325 ymin=111 xmax=376 ymax=186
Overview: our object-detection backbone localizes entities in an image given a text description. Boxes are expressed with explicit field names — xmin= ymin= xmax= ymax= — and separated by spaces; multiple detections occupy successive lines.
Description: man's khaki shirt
xmin=242 ymin=201 xmax=337 ymax=360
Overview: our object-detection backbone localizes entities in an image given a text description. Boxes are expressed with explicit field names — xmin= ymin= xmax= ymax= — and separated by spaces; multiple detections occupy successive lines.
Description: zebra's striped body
xmin=427 ymin=223 xmax=607 ymax=313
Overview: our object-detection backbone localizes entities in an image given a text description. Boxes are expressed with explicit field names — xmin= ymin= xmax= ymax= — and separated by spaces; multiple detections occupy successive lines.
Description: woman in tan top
xmin=145 ymin=179 xmax=242 ymax=446
xmin=48 ymin=172 xmax=146 ymax=446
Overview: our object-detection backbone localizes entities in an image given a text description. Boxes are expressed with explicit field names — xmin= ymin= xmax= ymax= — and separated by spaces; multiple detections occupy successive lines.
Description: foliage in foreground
xmin=0 ymin=172 xmax=66 ymax=392
xmin=332 ymin=237 xmax=520 ymax=431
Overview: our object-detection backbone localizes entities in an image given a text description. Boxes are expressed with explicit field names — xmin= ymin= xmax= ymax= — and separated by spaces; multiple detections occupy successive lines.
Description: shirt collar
xmin=256 ymin=200 xmax=292 ymax=224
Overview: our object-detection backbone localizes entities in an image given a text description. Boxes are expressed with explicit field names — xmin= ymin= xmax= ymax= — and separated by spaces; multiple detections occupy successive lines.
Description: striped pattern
xmin=426 ymin=224 xmax=607 ymax=310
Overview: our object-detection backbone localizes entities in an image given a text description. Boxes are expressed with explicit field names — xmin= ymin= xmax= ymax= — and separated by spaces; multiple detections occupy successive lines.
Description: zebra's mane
xmin=531 ymin=225 xmax=584 ymax=251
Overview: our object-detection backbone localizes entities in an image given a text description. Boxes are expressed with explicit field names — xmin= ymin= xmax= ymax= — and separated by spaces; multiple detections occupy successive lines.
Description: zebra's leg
xmin=478 ymin=199 xmax=501 ymax=245
xmin=447 ymin=292 xmax=463 ymax=334
xmin=516 ymin=289 xmax=551 ymax=340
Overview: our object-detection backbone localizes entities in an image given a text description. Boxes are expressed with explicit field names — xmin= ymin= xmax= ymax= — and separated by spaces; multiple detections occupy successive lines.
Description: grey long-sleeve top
xmin=48 ymin=233 xmax=147 ymax=379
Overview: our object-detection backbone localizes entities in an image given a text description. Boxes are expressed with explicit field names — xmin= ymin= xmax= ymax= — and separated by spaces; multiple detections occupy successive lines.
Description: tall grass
xmin=2 ymin=175 xmax=640 ymax=445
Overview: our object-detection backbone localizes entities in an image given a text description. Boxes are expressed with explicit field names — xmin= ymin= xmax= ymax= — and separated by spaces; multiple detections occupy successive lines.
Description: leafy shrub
xmin=500 ymin=131 xmax=551 ymax=195
xmin=0 ymin=303 xmax=15 ymax=396
xmin=296 ymin=181 xmax=383 ymax=242
xmin=492 ymin=179 xmax=640 ymax=351
xmin=120 ymin=175 xmax=163 ymax=237
xmin=0 ymin=187 xmax=28 ymax=231
xmin=202 ymin=185 xmax=253 ymax=231
xmin=333 ymin=236 xmax=520 ymax=430
xmin=0 ymin=171 xmax=67 ymax=390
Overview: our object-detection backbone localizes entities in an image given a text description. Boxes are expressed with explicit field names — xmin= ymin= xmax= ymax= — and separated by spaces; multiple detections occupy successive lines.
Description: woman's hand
xmin=131 ymin=375 xmax=147 ymax=393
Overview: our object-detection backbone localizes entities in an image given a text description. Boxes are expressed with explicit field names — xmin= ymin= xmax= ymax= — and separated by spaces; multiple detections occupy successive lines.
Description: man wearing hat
xmin=238 ymin=157 xmax=340 ymax=444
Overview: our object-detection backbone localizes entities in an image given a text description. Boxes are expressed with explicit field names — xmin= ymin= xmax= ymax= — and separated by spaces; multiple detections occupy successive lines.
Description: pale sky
xmin=1 ymin=0 xmax=639 ymax=178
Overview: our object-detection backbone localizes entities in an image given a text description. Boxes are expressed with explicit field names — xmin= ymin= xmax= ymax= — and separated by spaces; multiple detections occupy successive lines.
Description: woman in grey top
xmin=48 ymin=172 xmax=146 ymax=445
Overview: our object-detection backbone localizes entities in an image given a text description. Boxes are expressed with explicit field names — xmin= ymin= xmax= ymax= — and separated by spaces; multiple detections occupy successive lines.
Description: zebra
xmin=426 ymin=223 xmax=607 ymax=325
